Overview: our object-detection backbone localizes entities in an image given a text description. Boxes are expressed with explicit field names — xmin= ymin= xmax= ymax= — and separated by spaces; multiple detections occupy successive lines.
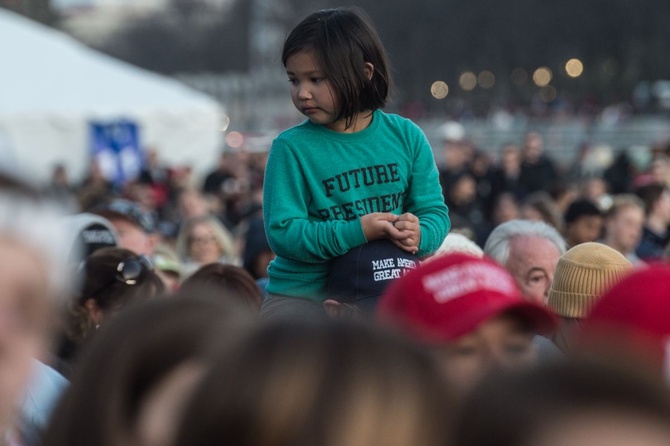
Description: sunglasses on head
xmin=116 ymin=254 xmax=154 ymax=285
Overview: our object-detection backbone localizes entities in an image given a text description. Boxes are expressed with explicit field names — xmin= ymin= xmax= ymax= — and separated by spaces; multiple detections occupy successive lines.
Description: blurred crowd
xmin=47 ymin=147 xmax=272 ymax=286
xmin=438 ymin=122 xmax=670 ymax=263
xmin=4 ymin=122 xmax=670 ymax=446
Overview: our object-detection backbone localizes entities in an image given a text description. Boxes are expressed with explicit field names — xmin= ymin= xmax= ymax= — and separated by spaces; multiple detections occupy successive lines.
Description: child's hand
xmin=360 ymin=213 xmax=420 ymax=254
xmin=360 ymin=212 xmax=399 ymax=241
xmin=389 ymin=213 xmax=421 ymax=254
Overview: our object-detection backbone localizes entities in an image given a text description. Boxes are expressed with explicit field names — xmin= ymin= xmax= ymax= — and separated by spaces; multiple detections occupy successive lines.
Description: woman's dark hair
xmin=80 ymin=247 xmax=164 ymax=311
xmin=173 ymin=319 xmax=452 ymax=446
xmin=44 ymin=296 xmax=255 ymax=446
xmin=65 ymin=247 xmax=165 ymax=346
xmin=282 ymin=7 xmax=392 ymax=129
xmin=178 ymin=263 xmax=263 ymax=313
xmin=453 ymin=356 xmax=670 ymax=446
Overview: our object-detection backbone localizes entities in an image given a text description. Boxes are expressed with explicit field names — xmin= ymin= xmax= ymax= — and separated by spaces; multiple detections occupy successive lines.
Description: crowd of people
xmin=4 ymin=144 xmax=670 ymax=445
xmin=5 ymin=5 xmax=670 ymax=446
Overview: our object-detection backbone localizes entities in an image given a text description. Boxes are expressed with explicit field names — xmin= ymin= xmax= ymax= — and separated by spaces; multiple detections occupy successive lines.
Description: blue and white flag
xmin=90 ymin=120 xmax=142 ymax=187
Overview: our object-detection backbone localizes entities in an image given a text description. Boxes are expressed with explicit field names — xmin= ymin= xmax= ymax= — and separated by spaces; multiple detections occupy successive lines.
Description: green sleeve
xmin=404 ymin=122 xmax=451 ymax=256
xmin=263 ymin=139 xmax=367 ymax=264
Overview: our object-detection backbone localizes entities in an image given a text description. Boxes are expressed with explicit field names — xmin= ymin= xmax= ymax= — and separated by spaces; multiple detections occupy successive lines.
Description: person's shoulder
xmin=374 ymin=110 xmax=427 ymax=146
xmin=20 ymin=360 xmax=69 ymax=431
xmin=274 ymin=120 xmax=315 ymax=143
xmin=271 ymin=122 xmax=322 ymax=158
xmin=375 ymin=110 xmax=419 ymax=129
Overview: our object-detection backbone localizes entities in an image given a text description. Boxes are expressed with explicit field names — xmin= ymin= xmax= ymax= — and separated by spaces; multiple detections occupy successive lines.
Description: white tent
xmin=0 ymin=8 xmax=225 ymax=183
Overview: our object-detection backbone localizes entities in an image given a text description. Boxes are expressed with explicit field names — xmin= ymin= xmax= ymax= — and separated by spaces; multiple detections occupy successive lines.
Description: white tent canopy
xmin=0 ymin=8 xmax=225 ymax=183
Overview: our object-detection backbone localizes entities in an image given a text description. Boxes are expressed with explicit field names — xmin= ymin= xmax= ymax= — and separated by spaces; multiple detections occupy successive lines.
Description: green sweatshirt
xmin=263 ymin=109 xmax=450 ymax=301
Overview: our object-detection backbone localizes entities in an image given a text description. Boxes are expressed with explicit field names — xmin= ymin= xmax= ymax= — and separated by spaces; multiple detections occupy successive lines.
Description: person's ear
xmin=84 ymin=298 xmax=104 ymax=325
xmin=363 ymin=62 xmax=374 ymax=81
xmin=323 ymin=299 xmax=345 ymax=318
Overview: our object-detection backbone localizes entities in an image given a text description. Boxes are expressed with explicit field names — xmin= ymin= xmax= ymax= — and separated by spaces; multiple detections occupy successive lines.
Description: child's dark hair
xmin=282 ymin=7 xmax=392 ymax=129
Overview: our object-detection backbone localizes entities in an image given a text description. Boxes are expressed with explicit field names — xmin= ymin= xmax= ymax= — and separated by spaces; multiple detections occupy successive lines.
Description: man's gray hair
xmin=484 ymin=219 xmax=566 ymax=266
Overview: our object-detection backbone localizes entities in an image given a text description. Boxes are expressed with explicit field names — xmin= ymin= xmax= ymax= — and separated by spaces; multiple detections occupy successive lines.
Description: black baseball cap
xmin=327 ymin=239 xmax=420 ymax=313
xmin=92 ymin=198 xmax=156 ymax=234
xmin=62 ymin=213 xmax=119 ymax=265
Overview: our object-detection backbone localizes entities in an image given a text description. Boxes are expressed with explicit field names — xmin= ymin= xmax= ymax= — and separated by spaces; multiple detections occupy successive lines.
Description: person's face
xmin=524 ymin=133 xmax=544 ymax=162
xmin=501 ymin=146 xmax=521 ymax=173
xmin=127 ymin=183 xmax=157 ymax=211
xmin=520 ymin=205 xmax=545 ymax=223
xmin=109 ymin=217 xmax=155 ymax=256
xmin=449 ymin=175 xmax=477 ymax=205
xmin=0 ymin=239 xmax=50 ymax=426
xmin=493 ymin=194 xmax=520 ymax=224
xmin=654 ymin=190 xmax=670 ymax=223
xmin=567 ymin=215 xmax=604 ymax=246
xmin=606 ymin=206 xmax=644 ymax=253
xmin=187 ymin=223 xmax=222 ymax=264
xmin=472 ymin=153 xmax=491 ymax=177
xmin=286 ymin=50 xmax=341 ymax=131
xmin=582 ymin=178 xmax=607 ymax=201
xmin=444 ymin=142 xmax=468 ymax=169
xmin=434 ymin=313 xmax=536 ymax=394
xmin=178 ymin=191 xmax=208 ymax=219
xmin=650 ymin=158 xmax=669 ymax=185
xmin=506 ymin=235 xmax=561 ymax=305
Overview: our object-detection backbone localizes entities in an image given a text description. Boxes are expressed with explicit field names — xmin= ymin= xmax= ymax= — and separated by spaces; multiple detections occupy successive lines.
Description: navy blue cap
xmin=327 ymin=239 xmax=420 ymax=313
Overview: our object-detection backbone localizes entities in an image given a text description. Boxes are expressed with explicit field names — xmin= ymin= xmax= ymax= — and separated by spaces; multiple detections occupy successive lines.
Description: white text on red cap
xmin=422 ymin=262 xmax=517 ymax=303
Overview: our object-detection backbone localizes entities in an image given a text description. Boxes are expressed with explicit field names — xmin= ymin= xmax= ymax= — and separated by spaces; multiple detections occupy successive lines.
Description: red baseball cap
xmin=376 ymin=252 xmax=557 ymax=343
xmin=580 ymin=263 xmax=670 ymax=372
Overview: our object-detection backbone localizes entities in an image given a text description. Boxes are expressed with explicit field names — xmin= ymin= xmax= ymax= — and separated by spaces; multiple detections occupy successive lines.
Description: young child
xmin=262 ymin=7 xmax=450 ymax=318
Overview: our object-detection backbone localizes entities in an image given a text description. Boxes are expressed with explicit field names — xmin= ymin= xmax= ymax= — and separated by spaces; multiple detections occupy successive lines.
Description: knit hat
xmin=426 ymin=232 xmax=484 ymax=261
xmin=580 ymin=264 xmax=670 ymax=377
xmin=547 ymin=242 xmax=633 ymax=319
xmin=377 ymin=252 xmax=556 ymax=343
xmin=327 ymin=240 xmax=419 ymax=313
